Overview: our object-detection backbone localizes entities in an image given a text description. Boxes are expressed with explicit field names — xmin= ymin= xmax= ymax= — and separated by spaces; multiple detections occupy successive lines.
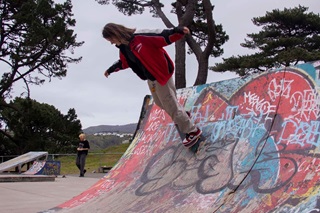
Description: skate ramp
xmin=23 ymin=160 xmax=60 ymax=175
xmin=23 ymin=161 xmax=46 ymax=175
xmin=45 ymin=61 xmax=320 ymax=213
xmin=0 ymin=152 xmax=48 ymax=173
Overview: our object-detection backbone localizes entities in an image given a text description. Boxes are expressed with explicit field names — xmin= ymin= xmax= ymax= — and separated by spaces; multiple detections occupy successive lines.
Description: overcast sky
xmin=12 ymin=0 xmax=320 ymax=129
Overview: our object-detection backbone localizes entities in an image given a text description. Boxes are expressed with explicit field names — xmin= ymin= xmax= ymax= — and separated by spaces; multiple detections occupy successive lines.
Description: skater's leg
xmin=149 ymin=78 xmax=197 ymax=134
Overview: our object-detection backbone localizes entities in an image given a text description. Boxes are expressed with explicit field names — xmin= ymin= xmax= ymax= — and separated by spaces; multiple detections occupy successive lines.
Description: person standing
xmin=102 ymin=23 xmax=202 ymax=150
xmin=76 ymin=133 xmax=90 ymax=177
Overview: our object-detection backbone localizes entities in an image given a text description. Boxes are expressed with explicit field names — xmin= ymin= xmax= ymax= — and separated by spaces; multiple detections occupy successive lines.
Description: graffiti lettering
xmin=279 ymin=119 xmax=320 ymax=146
xmin=298 ymin=158 xmax=320 ymax=173
xmin=268 ymin=78 xmax=293 ymax=101
xmin=148 ymin=108 xmax=166 ymax=122
xmin=290 ymin=89 xmax=320 ymax=121
xmin=244 ymin=91 xmax=277 ymax=116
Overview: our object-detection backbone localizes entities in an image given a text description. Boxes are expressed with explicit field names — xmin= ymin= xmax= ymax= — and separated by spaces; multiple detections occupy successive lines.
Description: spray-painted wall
xmin=24 ymin=161 xmax=60 ymax=175
xmin=48 ymin=61 xmax=320 ymax=213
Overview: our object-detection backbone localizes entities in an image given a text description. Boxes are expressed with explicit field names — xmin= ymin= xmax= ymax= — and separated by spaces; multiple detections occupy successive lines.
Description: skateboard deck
xmin=189 ymin=135 xmax=206 ymax=154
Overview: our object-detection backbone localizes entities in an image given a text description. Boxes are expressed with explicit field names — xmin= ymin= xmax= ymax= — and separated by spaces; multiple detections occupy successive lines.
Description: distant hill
xmin=83 ymin=123 xmax=138 ymax=135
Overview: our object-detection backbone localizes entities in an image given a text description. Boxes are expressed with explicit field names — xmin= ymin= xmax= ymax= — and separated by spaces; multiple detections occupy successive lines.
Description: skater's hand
xmin=104 ymin=70 xmax=109 ymax=78
xmin=183 ymin=27 xmax=190 ymax=35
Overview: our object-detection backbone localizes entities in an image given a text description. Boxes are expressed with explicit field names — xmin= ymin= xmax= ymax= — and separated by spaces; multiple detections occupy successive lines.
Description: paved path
xmin=0 ymin=173 xmax=105 ymax=213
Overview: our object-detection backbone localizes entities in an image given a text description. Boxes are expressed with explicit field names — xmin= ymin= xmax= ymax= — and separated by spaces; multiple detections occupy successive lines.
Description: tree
xmin=0 ymin=0 xmax=83 ymax=146
xmin=0 ymin=0 xmax=83 ymax=108
xmin=96 ymin=0 xmax=228 ymax=88
xmin=1 ymin=98 xmax=82 ymax=155
xmin=211 ymin=5 xmax=320 ymax=76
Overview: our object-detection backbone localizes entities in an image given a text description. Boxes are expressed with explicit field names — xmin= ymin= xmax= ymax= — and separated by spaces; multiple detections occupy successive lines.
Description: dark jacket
xmin=107 ymin=27 xmax=185 ymax=85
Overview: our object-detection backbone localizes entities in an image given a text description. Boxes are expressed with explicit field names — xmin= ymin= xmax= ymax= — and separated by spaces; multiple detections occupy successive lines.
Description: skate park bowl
xmin=43 ymin=61 xmax=320 ymax=213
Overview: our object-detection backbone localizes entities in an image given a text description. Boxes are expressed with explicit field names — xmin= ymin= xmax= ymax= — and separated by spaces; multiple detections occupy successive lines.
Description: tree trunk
xmin=194 ymin=55 xmax=208 ymax=86
xmin=175 ymin=38 xmax=186 ymax=89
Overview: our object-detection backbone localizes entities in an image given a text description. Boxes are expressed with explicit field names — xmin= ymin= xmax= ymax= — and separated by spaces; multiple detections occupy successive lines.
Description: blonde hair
xmin=102 ymin=23 xmax=136 ymax=45
xmin=79 ymin=133 xmax=86 ymax=140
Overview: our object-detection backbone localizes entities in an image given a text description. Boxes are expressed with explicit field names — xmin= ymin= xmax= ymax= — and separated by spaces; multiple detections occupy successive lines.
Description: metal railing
xmin=0 ymin=153 xmax=125 ymax=163
xmin=48 ymin=153 xmax=124 ymax=160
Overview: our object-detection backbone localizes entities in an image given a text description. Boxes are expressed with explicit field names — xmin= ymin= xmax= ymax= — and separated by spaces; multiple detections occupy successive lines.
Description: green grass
xmin=56 ymin=143 xmax=130 ymax=175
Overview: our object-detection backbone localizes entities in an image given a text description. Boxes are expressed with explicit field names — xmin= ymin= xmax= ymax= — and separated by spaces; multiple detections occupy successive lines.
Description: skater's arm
xmin=104 ymin=52 xmax=130 ymax=78
xmin=77 ymin=147 xmax=89 ymax=151
xmin=104 ymin=60 xmax=122 ymax=78
xmin=134 ymin=26 xmax=190 ymax=47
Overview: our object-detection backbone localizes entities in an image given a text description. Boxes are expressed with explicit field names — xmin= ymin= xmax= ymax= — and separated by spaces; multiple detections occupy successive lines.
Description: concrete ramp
xmin=44 ymin=61 xmax=320 ymax=213
xmin=23 ymin=160 xmax=61 ymax=175
xmin=0 ymin=152 xmax=48 ymax=173
xmin=23 ymin=161 xmax=46 ymax=175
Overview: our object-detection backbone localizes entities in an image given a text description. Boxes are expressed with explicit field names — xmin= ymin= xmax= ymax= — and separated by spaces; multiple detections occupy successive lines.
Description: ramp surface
xmin=0 ymin=152 xmax=48 ymax=173
xmin=23 ymin=161 xmax=46 ymax=175
xmin=44 ymin=62 xmax=320 ymax=213
xmin=24 ymin=160 xmax=60 ymax=175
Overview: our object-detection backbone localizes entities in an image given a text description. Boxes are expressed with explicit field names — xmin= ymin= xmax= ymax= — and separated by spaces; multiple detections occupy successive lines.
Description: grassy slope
xmin=57 ymin=143 xmax=130 ymax=175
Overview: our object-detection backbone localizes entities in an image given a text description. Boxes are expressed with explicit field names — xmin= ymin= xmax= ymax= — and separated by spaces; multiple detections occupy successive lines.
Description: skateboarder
xmin=102 ymin=23 xmax=202 ymax=149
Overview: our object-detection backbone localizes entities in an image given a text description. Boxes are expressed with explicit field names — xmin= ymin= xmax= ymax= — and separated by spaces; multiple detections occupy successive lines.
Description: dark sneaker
xmin=182 ymin=128 xmax=202 ymax=148
xmin=84 ymin=169 xmax=87 ymax=174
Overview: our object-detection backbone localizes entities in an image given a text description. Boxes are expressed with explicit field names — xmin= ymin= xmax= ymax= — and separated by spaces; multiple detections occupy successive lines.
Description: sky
xmin=11 ymin=0 xmax=320 ymax=129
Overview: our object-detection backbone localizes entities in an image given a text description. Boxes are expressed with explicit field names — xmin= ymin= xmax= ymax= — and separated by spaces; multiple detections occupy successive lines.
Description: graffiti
xmin=49 ymin=63 xmax=320 ymax=213
xmin=268 ymin=78 xmax=294 ymax=101
xmin=24 ymin=161 xmax=46 ymax=175
xmin=209 ymin=110 xmax=266 ymax=142
xmin=23 ymin=160 xmax=60 ymax=175
xmin=133 ymin=67 xmax=320 ymax=212
xmin=275 ymin=206 xmax=320 ymax=213
xmin=244 ymin=91 xmax=277 ymax=116
xmin=135 ymin=114 xmax=298 ymax=196
xmin=290 ymin=89 xmax=320 ymax=121
xmin=298 ymin=158 xmax=320 ymax=173
xmin=42 ymin=161 xmax=60 ymax=175
xmin=279 ymin=119 xmax=320 ymax=146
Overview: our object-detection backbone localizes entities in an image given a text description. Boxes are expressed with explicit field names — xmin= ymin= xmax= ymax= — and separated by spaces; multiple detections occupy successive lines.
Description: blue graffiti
xmin=279 ymin=119 xmax=320 ymax=147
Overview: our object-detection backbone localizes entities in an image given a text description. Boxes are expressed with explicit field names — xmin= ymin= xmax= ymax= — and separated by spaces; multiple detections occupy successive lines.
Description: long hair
xmin=102 ymin=23 xmax=136 ymax=45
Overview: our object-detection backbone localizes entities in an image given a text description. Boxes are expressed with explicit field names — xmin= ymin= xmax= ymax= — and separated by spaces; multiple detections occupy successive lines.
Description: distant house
xmin=93 ymin=132 xmax=133 ymax=138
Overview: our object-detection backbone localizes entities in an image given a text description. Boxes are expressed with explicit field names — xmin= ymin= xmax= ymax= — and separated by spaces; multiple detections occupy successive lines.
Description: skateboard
xmin=189 ymin=135 xmax=206 ymax=153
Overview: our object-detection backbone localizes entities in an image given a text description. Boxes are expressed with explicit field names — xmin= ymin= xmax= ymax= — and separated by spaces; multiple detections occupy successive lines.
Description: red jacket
xmin=107 ymin=27 xmax=185 ymax=85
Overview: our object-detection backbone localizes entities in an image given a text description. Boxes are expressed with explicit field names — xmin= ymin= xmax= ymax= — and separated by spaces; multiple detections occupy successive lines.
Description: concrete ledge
xmin=0 ymin=174 xmax=55 ymax=182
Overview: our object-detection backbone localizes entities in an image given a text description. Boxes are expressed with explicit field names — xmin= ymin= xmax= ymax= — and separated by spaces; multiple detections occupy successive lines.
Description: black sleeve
xmin=84 ymin=140 xmax=90 ymax=149
xmin=173 ymin=26 xmax=185 ymax=34
xmin=107 ymin=60 xmax=122 ymax=74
